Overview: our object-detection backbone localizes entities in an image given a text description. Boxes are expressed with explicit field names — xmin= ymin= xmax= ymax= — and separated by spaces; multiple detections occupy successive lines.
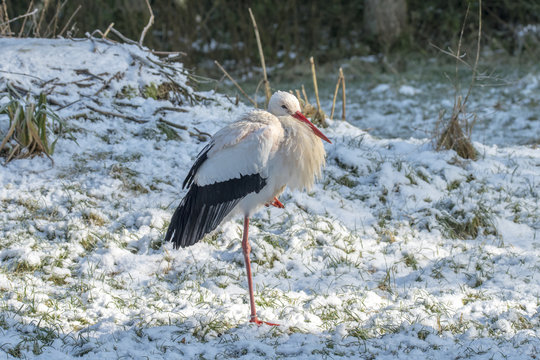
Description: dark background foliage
xmin=4 ymin=0 xmax=540 ymax=72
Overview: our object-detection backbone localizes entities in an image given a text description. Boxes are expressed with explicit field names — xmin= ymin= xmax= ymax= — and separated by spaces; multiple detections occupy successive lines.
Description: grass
xmin=82 ymin=211 xmax=107 ymax=227
xmin=109 ymin=164 xmax=149 ymax=194
xmin=336 ymin=174 xmax=357 ymax=188
xmin=436 ymin=203 xmax=498 ymax=240
xmin=403 ymin=253 xmax=419 ymax=270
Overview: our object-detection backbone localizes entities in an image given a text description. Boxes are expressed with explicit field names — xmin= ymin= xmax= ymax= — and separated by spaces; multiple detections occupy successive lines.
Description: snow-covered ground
xmin=341 ymin=65 xmax=540 ymax=146
xmin=0 ymin=38 xmax=539 ymax=359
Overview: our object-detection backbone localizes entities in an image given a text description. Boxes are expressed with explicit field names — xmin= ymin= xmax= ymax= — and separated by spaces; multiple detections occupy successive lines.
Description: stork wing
xmin=193 ymin=118 xmax=280 ymax=186
xmin=165 ymin=115 xmax=283 ymax=248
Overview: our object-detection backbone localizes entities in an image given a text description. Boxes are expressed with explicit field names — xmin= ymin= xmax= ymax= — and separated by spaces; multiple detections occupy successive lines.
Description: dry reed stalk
xmin=44 ymin=0 xmax=66 ymax=37
xmin=103 ymin=22 xmax=114 ymax=39
xmin=294 ymin=89 xmax=304 ymax=111
xmin=0 ymin=0 xmax=7 ymax=22
xmin=330 ymin=68 xmax=342 ymax=120
xmin=34 ymin=0 xmax=52 ymax=37
xmin=18 ymin=0 xmax=34 ymax=37
xmin=309 ymin=57 xmax=327 ymax=126
xmin=248 ymin=8 xmax=271 ymax=108
xmin=310 ymin=57 xmax=322 ymax=112
xmin=254 ymin=79 xmax=264 ymax=102
xmin=340 ymin=67 xmax=346 ymax=121
xmin=0 ymin=0 xmax=10 ymax=35
xmin=139 ymin=0 xmax=154 ymax=46
xmin=214 ymin=60 xmax=257 ymax=107
xmin=59 ymin=3 xmax=80 ymax=37
xmin=301 ymin=85 xmax=309 ymax=104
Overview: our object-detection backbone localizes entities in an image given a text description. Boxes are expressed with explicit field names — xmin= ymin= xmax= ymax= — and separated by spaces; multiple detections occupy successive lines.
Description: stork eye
xmin=281 ymin=105 xmax=288 ymax=110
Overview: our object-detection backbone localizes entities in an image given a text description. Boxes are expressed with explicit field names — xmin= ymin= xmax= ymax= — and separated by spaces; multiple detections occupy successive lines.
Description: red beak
xmin=293 ymin=111 xmax=332 ymax=144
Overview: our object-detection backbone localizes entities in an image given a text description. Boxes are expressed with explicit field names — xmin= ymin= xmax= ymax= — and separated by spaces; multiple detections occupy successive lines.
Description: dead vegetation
xmin=433 ymin=0 xmax=482 ymax=160
xmin=0 ymin=0 xmax=80 ymax=38
xmin=0 ymin=92 xmax=65 ymax=163
xmin=436 ymin=97 xmax=477 ymax=160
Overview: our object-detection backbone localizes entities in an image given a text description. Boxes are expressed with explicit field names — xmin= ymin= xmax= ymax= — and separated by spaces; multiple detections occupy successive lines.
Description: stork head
xmin=268 ymin=91 xmax=331 ymax=143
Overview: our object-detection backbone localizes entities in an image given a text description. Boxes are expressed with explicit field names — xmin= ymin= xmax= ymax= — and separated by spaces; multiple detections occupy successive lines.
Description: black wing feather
xmin=165 ymin=173 xmax=267 ymax=248
xmin=182 ymin=143 xmax=213 ymax=189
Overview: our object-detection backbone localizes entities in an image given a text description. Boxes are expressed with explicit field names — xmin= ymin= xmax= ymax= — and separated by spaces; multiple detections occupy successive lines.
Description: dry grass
xmin=436 ymin=97 xmax=477 ymax=160
xmin=0 ymin=93 xmax=65 ymax=163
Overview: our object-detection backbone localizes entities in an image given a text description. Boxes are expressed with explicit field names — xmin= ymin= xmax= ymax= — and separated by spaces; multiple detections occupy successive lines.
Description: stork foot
xmin=271 ymin=197 xmax=285 ymax=208
xmin=250 ymin=316 xmax=279 ymax=326
xmin=266 ymin=197 xmax=284 ymax=209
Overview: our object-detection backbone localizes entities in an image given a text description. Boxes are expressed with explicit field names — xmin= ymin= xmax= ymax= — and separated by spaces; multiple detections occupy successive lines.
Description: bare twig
xmin=86 ymin=104 xmax=147 ymax=124
xmin=0 ymin=70 xmax=45 ymax=83
xmin=94 ymin=71 xmax=123 ymax=96
xmin=463 ymin=0 xmax=482 ymax=107
xmin=158 ymin=118 xmax=187 ymax=130
xmin=151 ymin=50 xmax=186 ymax=57
xmin=248 ymin=8 xmax=271 ymax=108
xmin=454 ymin=4 xmax=471 ymax=96
xmin=109 ymin=27 xmax=139 ymax=46
xmin=0 ymin=8 xmax=38 ymax=29
xmin=429 ymin=43 xmax=471 ymax=68
xmin=113 ymin=101 xmax=140 ymax=109
xmin=139 ymin=0 xmax=154 ymax=46
xmin=193 ymin=127 xmax=211 ymax=138
xmin=153 ymin=106 xmax=188 ymax=116
xmin=214 ymin=60 xmax=257 ymax=107
xmin=58 ymin=4 xmax=80 ymax=37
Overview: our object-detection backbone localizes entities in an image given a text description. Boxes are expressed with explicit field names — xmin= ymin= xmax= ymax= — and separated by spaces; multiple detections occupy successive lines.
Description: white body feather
xmin=193 ymin=109 xmax=326 ymax=217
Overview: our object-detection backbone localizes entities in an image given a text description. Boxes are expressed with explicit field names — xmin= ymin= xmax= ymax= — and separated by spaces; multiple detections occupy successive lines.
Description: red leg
xmin=242 ymin=216 xmax=279 ymax=326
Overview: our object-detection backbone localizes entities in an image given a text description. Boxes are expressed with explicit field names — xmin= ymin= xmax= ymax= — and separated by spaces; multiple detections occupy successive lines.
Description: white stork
xmin=164 ymin=91 xmax=331 ymax=325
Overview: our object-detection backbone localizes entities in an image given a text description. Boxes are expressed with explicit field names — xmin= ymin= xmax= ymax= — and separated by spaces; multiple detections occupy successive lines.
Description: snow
xmin=0 ymin=38 xmax=539 ymax=359
xmin=398 ymin=85 xmax=421 ymax=95
xmin=342 ymin=70 xmax=540 ymax=146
